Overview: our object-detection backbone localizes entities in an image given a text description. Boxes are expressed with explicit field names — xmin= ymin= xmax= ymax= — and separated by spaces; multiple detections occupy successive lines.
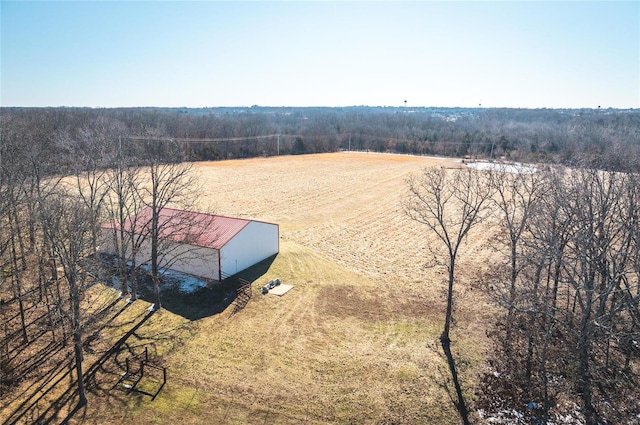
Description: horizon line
xmin=1 ymin=105 xmax=636 ymax=111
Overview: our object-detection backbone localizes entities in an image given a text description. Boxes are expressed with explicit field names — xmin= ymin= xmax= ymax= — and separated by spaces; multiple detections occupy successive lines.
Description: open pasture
xmin=2 ymin=153 xmax=498 ymax=424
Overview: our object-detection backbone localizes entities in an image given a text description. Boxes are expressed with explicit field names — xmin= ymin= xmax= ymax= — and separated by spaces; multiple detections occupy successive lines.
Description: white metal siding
xmin=220 ymin=221 xmax=279 ymax=276
xmin=98 ymin=228 xmax=133 ymax=259
xmin=161 ymin=243 xmax=220 ymax=280
xmin=99 ymin=229 xmax=220 ymax=280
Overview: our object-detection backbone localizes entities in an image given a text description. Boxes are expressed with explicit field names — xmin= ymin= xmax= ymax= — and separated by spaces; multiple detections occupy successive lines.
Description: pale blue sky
xmin=1 ymin=1 xmax=638 ymax=108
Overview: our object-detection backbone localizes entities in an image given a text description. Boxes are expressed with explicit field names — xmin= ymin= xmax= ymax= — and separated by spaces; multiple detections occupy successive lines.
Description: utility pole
xmin=277 ymin=134 xmax=280 ymax=156
xmin=348 ymin=133 xmax=351 ymax=151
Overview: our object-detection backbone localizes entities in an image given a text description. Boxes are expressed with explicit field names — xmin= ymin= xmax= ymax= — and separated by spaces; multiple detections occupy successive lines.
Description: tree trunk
xmin=10 ymin=229 xmax=28 ymax=344
xmin=117 ymin=181 xmax=129 ymax=298
xmin=152 ymin=274 xmax=161 ymax=311
xmin=129 ymin=253 xmax=138 ymax=302
xmin=43 ymin=280 xmax=57 ymax=342
xmin=504 ymin=239 xmax=518 ymax=367
xmin=525 ymin=264 xmax=543 ymax=385
xmin=578 ymin=335 xmax=596 ymax=424
xmin=70 ymin=275 xmax=87 ymax=406
xmin=578 ymin=306 xmax=597 ymax=424
xmin=73 ymin=333 xmax=87 ymax=406
xmin=151 ymin=212 xmax=161 ymax=310
xmin=442 ymin=255 xmax=456 ymax=342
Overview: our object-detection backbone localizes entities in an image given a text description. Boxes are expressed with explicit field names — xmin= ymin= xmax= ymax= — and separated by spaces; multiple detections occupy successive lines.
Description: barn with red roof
xmin=100 ymin=207 xmax=279 ymax=281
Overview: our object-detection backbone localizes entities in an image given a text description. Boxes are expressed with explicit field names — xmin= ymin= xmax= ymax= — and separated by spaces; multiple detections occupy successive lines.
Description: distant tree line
xmin=2 ymin=106 xmax=639 ymax=173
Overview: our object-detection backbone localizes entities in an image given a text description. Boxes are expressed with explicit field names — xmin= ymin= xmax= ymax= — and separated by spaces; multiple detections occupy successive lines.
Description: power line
xmin=121 ymin=134 xmax=291 ymax=143
xmin=120 ymin=133 xmax=478 ymax=147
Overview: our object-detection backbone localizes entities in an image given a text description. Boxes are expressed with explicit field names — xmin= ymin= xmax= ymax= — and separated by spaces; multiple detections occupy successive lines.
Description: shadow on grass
xmin=36 ymin=308 xmax=155 ymax=425
xmin=2 ymin=300 xmax=138 ymax=425
xmin=434 ymin=338 xmax=472 ymax=425
xmin=233 ymin=254 xmax=277 ymax=283
xmin=4 ymin=255 xmax=279 ymax=424
xmin=135 ymin=254 xmax=277 ymax=321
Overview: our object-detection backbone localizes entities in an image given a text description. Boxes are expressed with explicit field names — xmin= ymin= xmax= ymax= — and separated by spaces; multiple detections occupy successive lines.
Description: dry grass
xmin=2 ymin=152 xmax=499 ymax=424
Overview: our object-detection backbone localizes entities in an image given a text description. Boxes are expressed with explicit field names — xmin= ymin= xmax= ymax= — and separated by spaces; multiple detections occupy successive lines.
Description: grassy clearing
xmin=65 ymin=239 xmax=486 ymax=424
xmin=2 ymin=153 xmax=496 ymax=424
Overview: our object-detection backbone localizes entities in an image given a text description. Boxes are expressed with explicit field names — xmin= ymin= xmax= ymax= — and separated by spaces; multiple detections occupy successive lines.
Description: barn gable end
xmin=220 ymin=220 xmax=280 ymax=278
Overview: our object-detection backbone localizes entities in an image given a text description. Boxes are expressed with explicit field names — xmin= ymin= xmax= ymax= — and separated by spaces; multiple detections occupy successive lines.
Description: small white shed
xmin=101 ymin=207 xmax=279 ymax=281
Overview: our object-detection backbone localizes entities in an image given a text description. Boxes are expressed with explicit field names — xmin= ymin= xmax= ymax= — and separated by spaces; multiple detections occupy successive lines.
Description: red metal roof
xmin=112 ymin=206 xmax=253 ymax=250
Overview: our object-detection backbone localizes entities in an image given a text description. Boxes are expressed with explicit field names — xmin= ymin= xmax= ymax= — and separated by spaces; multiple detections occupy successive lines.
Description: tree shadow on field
xmin=42 ymin=309 xmax=155 ymax=425
xmin=432 ymin=339 xmax=472 ymax=424
xmin=135 ymin=254 xmax=277 ymax=321
xmin=3 ymin=300 xmax=144 ymax=425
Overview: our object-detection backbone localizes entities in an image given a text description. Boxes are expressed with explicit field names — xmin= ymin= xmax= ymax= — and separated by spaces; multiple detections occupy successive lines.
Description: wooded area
xmin=405 ymin=165 xmax=640 ymax=424
xmin=0 ymin=115 xmax=209 ymax=412
xmin=2 ymin=106 xmax=639 ymax=170
xmin=479 ymin=167 xmax=640 ymax=424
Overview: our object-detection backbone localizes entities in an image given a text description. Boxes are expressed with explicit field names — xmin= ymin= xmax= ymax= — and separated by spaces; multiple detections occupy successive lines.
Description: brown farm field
xmin=2 ymin=152 xmax=499 ymax=424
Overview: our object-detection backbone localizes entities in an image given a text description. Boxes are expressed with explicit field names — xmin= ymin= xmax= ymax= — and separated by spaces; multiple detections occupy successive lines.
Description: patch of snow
xmin=466 ymin=161 xmax=538 ymax=174
xmin=553 ymin=406 xmax=585 ymax=425
xmin=138 ymin=264 xmax=208 ymax=293
xmin=161 ymin=268 xmax=208 ymax=293
xmin=481 ymin=408 xmax=526 ymax=424
xmin=480 ymin=399 xmax=593 ymax=425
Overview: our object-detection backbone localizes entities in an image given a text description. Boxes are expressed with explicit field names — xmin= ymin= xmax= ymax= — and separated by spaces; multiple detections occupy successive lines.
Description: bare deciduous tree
xmin=104 ymin=139 xmax=145 ymax=300
xmin=487 ymin=169 xmax=547 ymax=365
xmin=404 ymin=166 xmax=493 ymax=425
xmin=42 ymin=192 xmax=99 ymax=407
xmin=135 ymin=139 xmax=203 ymax=311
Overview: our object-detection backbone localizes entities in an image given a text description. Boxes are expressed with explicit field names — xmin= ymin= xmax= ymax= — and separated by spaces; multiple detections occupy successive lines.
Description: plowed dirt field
xmin=195 ymin=152 xmax=474 ymax=283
